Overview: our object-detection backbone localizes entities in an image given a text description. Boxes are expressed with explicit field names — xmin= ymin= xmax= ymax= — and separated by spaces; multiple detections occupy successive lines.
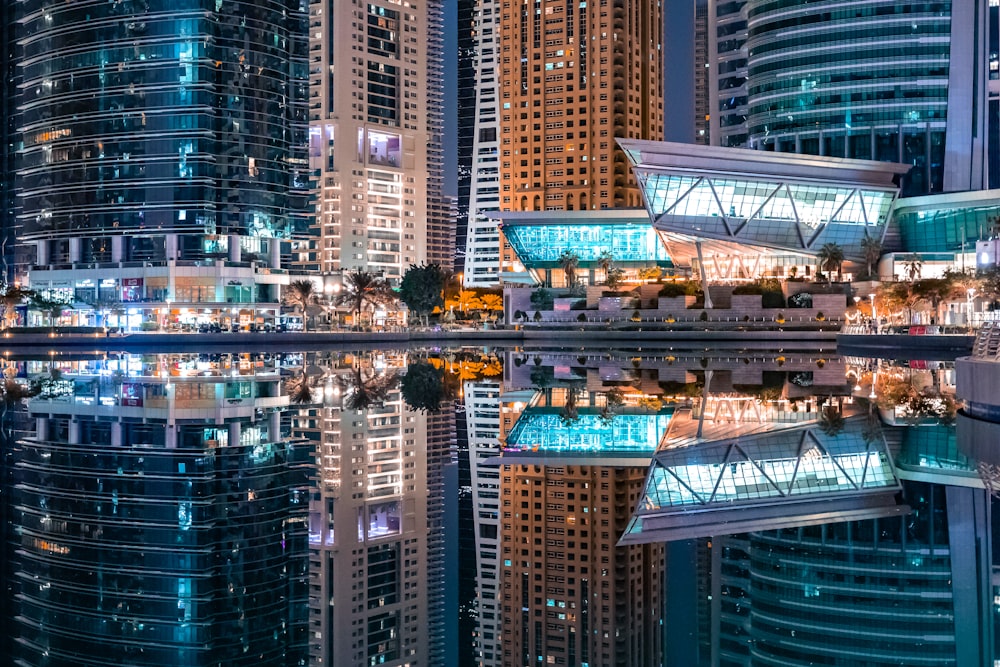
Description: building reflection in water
xmin=9 ymin=352 xmax=311 ymax=666
xmin=4 ymin=346 xmax=1000 ymax=666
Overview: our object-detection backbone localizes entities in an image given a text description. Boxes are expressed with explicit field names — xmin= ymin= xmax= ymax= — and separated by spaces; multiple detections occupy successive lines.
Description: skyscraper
xmin=308 ymin=0 xmax=450 ymax=281
xmin=706 ymin=0 xmax=992 ymax=195
xmin=17 ymin=1 xmax=311 ymax=327
xmin=463 ymin=0 xmax=665 ymax=286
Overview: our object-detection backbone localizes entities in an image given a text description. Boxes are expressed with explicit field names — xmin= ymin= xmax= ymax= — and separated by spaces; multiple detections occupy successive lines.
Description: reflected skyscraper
xmin=17 ymin=1 xmax=311 ymax=325
xmin=11 ymin=353 xmax=311 ymax=666
xmin=300 ymin=353 xmax=431 ymax=667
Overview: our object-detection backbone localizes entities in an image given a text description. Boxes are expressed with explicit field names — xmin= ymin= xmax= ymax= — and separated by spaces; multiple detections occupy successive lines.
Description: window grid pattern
xmin=502 ymin=223 xmax=672 ymax=267
xmin=636 ymin=170 xmax=896 ymax=258
xmin=505 ymin=411 xmax=673 ymax=454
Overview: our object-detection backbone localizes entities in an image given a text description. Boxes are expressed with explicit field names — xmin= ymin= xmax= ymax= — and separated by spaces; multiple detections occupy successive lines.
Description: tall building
xmin=456 ymin=0 xmax=480 ymax=274
xmin=464 ymin=380 xmax=505 ymax=666
xmin=302 ymin=353 xmax=431 ymax=667
xmin=498 ymin=464 xmax=663 ymax=667
xmin=463 ymin=0 xmax=665 ymax=286
xmin=308 ymin=0 xmax=450 ymax=280
xmin=11 ymin=353 xmax=311 ymax=666
xmin=707 ymin=0 xmax=992 ymax=195
xmin=462 ymin=0 xmax=504 ymax=288
xmin=17 ymin=1 xmax=311 ymax=327
xmin=1 ymin=2 xmax=17 ymax=282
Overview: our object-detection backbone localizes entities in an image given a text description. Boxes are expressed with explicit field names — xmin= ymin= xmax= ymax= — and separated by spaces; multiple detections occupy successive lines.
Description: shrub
xmin=732 ymin=283 xmax=764 ymax=295
xmin=577 ymin=312 xmax=588 ymax=322
xmin=533 ymin=310 xmax=542 ymax=322
xmin=816 ymin=311 xmax=826 ymax=321
xmin=665 ymin=314 xmax=676 ymax=323
xmin=761 ymin=291 xmax=785 ymax=308
xmin=743 ymin=314 xmax=750 ymax=322
xmin=788 ymin=292 xmax=813 ymax=308
xmin=776 ymin=313 xmax=786 ymax=324
xmin=631 ymin=310 xmax=642 ymax=322
xmin=570 ymin=299 xmax=588 ymax=310
xmin=658 ymin=281 xmax=702 ymax=298
xmin=699 ymin=311 xmax=709 ymax=322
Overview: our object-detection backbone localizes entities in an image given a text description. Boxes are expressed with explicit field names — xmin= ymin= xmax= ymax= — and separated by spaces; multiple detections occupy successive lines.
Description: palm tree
xmin=339 ymin=365 xmax=399 ymax=411
xmin=558 ymin=250 xmax=580 ymax=288
xmin=334 ymin=270 xmax=394 ymax=329
xmin=597 ymin=250 xmax=614 ymax=283
xmin=817 ymin=242 xmax=845 ymax=282
xmin=284 ymin=279 xmax=319 ymax=331
xmin=860 ymin=231 xmax=882 ymax=280
xmin=479 ymin=293 xmax=503 ymax=318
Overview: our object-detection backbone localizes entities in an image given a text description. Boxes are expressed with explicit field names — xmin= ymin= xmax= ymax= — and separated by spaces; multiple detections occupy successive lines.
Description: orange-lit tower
xmin=498 ymin=0 xmax=664 ymax=212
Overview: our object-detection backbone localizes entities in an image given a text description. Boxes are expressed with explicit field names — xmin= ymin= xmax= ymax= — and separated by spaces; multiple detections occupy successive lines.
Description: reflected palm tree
xmin=340 ymin=365 xmax=399 ymax=411
xmin=559 ymin=386 xmax=582 ymax=425
xmin=284 ymin=371 xmax=316 ymax=405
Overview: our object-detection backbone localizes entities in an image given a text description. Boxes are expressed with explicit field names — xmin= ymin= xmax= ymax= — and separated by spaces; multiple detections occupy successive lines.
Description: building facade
xmin=463 ymin=0 xmax=665 ymax=287
xmin=11 ymin=352 xmax=311 ymax=666
xmin=17 ymin=0 xmax=311 ymax=329
xmin=707 ymin=0 xmax=992 ymax=195
xmin=308 ymin=0 xmax=449 ymax=280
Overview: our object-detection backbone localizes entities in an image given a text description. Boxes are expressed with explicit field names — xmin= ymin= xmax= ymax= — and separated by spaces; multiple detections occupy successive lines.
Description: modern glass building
xmin=707 ymin=0 xmax=990 ymax=196
xmin=16 ymin=0 xmax=311 ymax=329
xmin=11 ymin=353 xmax=311 ymax=666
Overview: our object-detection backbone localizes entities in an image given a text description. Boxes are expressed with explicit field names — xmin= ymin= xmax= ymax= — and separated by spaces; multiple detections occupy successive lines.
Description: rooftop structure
xmin=621 ymin=139 xmax=908 ymax=265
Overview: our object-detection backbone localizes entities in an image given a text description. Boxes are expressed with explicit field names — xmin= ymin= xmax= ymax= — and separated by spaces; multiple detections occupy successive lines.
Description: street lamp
xmin=869 ymin=293 xmax=877 ymax=333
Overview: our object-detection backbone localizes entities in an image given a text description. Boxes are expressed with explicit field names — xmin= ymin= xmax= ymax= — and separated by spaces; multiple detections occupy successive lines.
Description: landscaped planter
xmin=598 ymin=296 xmax=636 ymax=311
xmin=657 ymin=295 xmax=696 ymax=311
xmin=730 ymin=295 xmax=763 ymax=311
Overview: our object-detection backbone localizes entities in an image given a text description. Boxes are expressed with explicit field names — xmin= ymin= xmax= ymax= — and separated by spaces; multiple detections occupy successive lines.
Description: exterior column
xmin=111 ymin=421 xmax=122 ymax=447
xmin=269 ymin=411 xmax=281 ymax=443
xmin=695 ymin=240 xmax=714 ymax=309
xmin=164 ymin=234 xmax=178 ymax=262
xmin=68 ymin=419 xmax=80 ymax=445
xmin=35 ymin=240 xmax=49 ymax=267
xmin=269 ymin=239 xmax=282 ymax=269
xmin=229 ymin=235 xmax=242 ymax=263
xmin=68 ymin=238 xmax=82 ymax=264
xmin=112 ymin=236 xmax=124 ymax=263
xmin=229 ymin=422 xmax=241 ymax=448
xmin=35 ymin=417 xmax=47 ymax=442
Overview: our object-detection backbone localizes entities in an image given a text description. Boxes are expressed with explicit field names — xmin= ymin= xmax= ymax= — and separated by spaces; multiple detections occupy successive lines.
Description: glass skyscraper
xmin=16 ymin=0 xmax=310 ymax=327
xmin=708 ymin=0 xmax=990 ymax=196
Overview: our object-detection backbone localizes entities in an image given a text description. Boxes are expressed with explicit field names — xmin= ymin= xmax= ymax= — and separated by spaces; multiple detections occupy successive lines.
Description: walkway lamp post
xmin=967 ymin=287 xmax=976 ymax=330
xmin=869 ymin=293 xmax=877 ymax=333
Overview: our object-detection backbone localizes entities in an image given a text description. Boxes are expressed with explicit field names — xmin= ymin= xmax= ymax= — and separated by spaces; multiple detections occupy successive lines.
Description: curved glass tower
xmin=12 ymin=353 xmax=311 ymax=666
xmin=741 ymin=0 xmax=986 ymax=195
xmin=16 ymin=0 xmax=310 ymax=329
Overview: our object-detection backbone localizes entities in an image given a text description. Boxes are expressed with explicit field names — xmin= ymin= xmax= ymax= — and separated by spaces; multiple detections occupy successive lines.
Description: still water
xmin=0 ymin=345 xmax=993 ymax=666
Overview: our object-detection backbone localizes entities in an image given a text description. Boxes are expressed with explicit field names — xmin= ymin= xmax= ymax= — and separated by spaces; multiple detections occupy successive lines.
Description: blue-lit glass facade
xmin=500 ymin=222 xmax=672 ymax=268
xmin=16 ymin=0 xmax=310 ymax=252
xmin=504 ymin=409 xmax=673 ymax=455
xmin=893 ymin=199 xmax=1000 ymax=254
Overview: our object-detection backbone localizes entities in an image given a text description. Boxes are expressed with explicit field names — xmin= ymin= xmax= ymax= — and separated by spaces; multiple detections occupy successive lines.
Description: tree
xmin=597 ymin=250 xmax=614 ymax=283
xmin=453 ymin=290 xmax=483 ymax=315
xmin=400 ymin=360 xmax=451 ymax=412
xmin=339 ymin=364 xmax=398 ymax=411
xmin=398 ymin=263 xmax=446 ymax=327
xmin=480 ymin=293 xmax=503 ymax=314
xmin=28 ymin=293 xmax=71 ymax=329
xmin=284 ymin=279 xmax=319 ymax=331
xmin=817 ymin=242 xmax=845 ymax=282
xmin=638 ymin=266 xmax=662 ymax=282
xmin=0 ymin=285 xmax=33 ymax=329
xmin=605 ymin=267 xmax=625 ymax=293
xmin=902 ymin=253 xmax=923 ymax=282
xmin=558 ymin=250 xmax=580 ymax=288
xmin=910 ymin=278 xmax=952 ymax=324
xmin=334 ymin=270 xmax=394 ymax=329
xmin=860 ymin=231 xmax=883 ymax=280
